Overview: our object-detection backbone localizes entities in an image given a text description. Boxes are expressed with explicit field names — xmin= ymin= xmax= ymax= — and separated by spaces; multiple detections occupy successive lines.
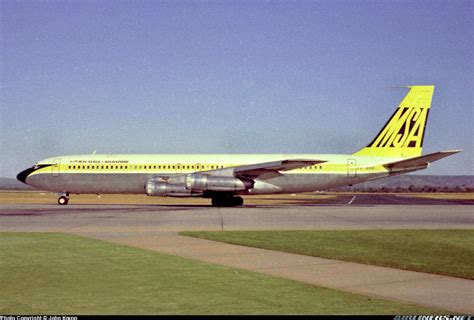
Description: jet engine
xmin=146 ymin=180 xmax=202 ymax=197
xmin=185 ymin=174 xmax=254 ymax=192
xmin=146 ymin=173 xmax=254 ymax=197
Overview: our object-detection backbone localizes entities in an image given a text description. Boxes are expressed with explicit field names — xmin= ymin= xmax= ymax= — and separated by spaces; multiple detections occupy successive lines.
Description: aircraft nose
xmin=17 ymin=167 xmax=35 ymax=184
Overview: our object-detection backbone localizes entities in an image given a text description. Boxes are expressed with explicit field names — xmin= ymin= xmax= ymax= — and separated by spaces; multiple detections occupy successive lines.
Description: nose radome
xmin=17 ymin=167 xmax=35 ymax=184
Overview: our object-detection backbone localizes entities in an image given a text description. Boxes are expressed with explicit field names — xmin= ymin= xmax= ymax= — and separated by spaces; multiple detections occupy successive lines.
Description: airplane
xmin=17 ymin=85 xmax=460 ymax=206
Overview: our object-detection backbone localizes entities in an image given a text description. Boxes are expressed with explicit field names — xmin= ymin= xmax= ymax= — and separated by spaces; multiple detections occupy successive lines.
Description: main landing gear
xmin=57 ymin=193 xmax=69 ymax=205
xmin=211 ymin=196 xmax=244 ymax=207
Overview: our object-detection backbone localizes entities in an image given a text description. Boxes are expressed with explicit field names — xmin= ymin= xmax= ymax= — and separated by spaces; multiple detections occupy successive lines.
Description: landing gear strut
xmin=58 ymin=193 xmax=69 ymax=205
xmin=211 ymin=196 xmax=244 ymax=207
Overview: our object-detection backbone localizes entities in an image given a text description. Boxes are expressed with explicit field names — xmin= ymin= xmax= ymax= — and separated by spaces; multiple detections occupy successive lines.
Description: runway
xmin=1 ymin=192 xmax=473 ymax=313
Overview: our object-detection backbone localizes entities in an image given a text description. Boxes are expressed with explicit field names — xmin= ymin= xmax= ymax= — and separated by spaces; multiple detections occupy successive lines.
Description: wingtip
xmin=437 ymin=149 xmax=462 ymax=156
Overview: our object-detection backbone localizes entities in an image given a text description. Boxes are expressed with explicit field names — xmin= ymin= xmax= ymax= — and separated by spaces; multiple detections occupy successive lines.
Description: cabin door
xmin=347 ymin=159 xmax=357 ymax=177
xmin=52 ymin=159 xmax=61 ymax=177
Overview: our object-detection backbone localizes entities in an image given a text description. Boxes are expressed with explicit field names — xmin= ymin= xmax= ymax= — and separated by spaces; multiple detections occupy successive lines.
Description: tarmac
xmin=1 ymin=193 xmax=473 ymax=313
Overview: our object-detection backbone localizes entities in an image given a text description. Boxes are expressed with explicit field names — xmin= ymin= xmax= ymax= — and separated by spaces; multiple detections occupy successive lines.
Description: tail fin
xmin=353 ymin=85 xmax=434 ymax=158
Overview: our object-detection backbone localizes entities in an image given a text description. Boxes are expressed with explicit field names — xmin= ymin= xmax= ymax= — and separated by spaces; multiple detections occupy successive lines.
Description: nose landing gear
xmin=57 ymin=193 xmax=69 ymax=205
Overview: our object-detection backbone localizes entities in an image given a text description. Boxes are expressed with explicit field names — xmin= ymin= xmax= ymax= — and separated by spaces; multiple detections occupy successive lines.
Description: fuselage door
xmin=347 ymin=159 xmax=357 ymax=177
xmin=52 ymin=158 xmax=61 ymax=177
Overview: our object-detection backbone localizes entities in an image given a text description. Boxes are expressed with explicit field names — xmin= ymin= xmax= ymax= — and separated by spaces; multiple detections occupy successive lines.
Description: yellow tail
xmin=353 ymin=85 xmax=434 ymax=158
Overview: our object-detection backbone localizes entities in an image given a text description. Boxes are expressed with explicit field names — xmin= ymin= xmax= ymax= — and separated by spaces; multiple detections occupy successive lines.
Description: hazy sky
xmin=1 ymin=0 xmax=472 ymax=178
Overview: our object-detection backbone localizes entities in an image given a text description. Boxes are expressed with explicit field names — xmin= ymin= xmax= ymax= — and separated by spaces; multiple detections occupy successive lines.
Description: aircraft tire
xmin=58 ymin=196 xmax=69 ymax=205
xmin=233 ymin=196 xmax=244 ymax=206
xmin=212 ymin=196 xmax=243 ymax=207
xmin=211 ymin=197 xmax=224 ymax=207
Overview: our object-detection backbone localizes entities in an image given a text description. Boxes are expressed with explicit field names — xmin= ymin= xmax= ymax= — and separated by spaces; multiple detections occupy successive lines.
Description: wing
xmin=156 ymin=159 xmax=326 ymax=188
xmin=383 ymin=150 xmax=461 ymax=174
xmin=231 ymin=159 xmax=326 ymax=179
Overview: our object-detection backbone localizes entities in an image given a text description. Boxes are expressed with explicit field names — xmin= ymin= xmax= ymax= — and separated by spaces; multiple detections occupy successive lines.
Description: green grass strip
xmin=181 ymin=229 xmax=474 ymax=279
xmin=0 ymin=232 xmax=440 ymax=315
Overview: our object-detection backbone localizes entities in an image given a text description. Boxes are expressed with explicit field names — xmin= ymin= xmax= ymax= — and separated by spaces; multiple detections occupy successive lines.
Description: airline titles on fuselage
xmin=69 ymin=160 xmax=130 ymax=164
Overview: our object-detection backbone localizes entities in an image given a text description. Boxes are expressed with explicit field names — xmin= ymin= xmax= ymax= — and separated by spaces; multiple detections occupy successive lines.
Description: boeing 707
xmin=17 ymin=85 xmax=460 ymax=206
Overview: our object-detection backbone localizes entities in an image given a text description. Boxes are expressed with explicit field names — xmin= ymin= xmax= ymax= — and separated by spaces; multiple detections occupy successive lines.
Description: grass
xmin=181 ymin=229 xmax=474 ymax=279
xmin=0 ymin=233 xmax=441 ymax=315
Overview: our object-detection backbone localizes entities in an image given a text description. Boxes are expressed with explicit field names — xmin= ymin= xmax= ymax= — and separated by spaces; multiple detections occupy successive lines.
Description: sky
xmin=0 ymin=0 xmax=472 ymax=178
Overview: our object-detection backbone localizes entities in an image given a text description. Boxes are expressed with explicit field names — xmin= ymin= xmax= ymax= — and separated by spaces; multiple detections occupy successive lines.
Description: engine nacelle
xmin=146 ymin=180 xmax=202 ymax=197
xmin=185 ymin=174 xmax=254 ymax=192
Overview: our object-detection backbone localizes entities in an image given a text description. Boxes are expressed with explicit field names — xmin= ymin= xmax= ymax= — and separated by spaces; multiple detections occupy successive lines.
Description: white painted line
xmin=348 ymin=195 xmax=356 ymax=205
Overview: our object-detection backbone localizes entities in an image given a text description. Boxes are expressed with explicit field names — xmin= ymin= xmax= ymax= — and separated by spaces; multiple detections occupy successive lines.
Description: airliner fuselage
xmin=19 ymin=153 xmax=391 ymax=195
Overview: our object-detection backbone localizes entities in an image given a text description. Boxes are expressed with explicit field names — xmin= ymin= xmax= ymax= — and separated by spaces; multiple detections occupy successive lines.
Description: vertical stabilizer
xmin=353 ymin=85 xmax=434 ymax=158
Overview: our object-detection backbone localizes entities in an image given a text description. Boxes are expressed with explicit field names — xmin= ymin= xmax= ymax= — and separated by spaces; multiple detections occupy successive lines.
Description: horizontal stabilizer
xmin=383 ymin=150 xmax=461 ymax=173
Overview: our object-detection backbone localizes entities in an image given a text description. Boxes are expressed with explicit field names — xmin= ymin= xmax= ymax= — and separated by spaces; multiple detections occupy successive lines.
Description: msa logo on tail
xmin=354 ymin=86 xmax=434 ymax=158
xmin=368 ymin=106 xmax=429 ymax=148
